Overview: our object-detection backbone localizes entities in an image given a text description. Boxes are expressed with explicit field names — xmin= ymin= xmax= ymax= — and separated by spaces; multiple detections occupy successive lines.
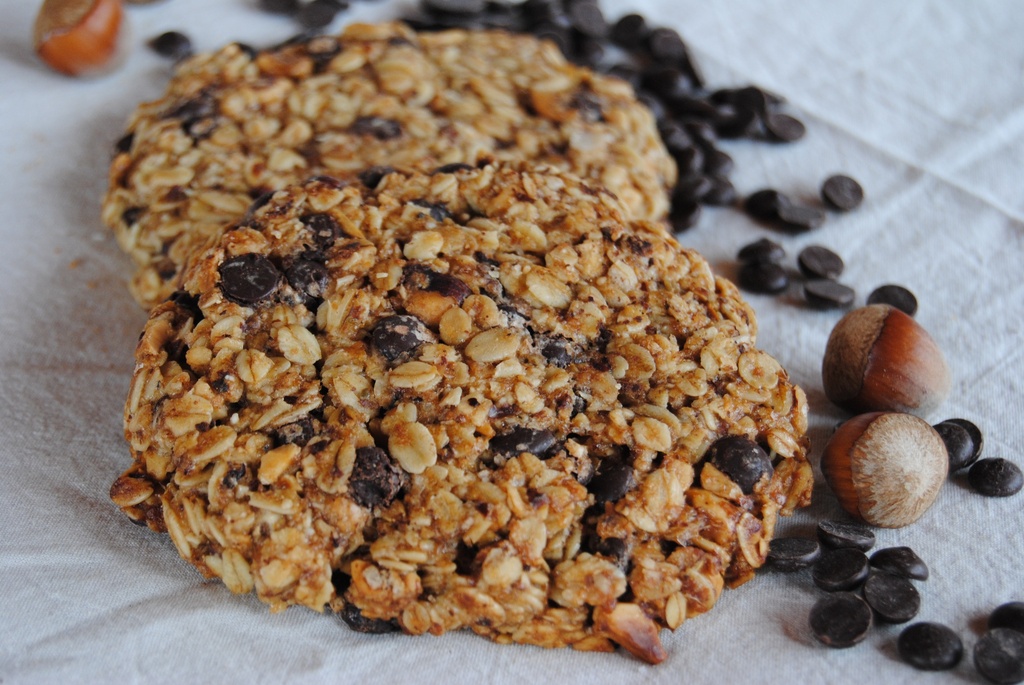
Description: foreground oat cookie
xmin=103 ymin=22 xmax=676 ymax=309
xmin=110 ymin=165 xmax=811 ymax=662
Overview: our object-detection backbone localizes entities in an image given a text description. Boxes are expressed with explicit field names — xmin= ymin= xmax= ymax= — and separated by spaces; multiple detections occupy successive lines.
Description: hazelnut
xmin=33 ymin=0 xmax=125 ymax=77
xmin=822 ymin=304 xmax=950 ymax=418
xmin=822 ymin=412 xmax=948 ymax=528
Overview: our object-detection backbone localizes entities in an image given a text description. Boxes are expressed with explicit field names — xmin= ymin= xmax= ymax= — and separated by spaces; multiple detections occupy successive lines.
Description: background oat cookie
xmin=103 ymin=22 xmax=676 ymax=309
xmin=110 ymin=165 xmax=811 ymax=662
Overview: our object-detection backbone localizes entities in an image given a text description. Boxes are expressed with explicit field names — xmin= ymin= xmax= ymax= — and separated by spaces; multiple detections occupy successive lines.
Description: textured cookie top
xmin=111 ymin=165 xmax=811 ymax=663
xmin=103 ymin=22 xmax=676 ymax=309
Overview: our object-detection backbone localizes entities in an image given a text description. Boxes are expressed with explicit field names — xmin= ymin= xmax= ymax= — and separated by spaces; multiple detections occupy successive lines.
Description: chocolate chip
xmin=297 ymin=0 xmax=346 ymax=29
xmin=258 ymin=0 xmax=300 ymax=14
xmin=809 ymin=592 xmax=873 ymax=648
xmin=715 ymin=105 xmax=760 ymax=139
xmin=218 ymin=254 xmax=282 ymax=306
xmin=669 ymin=199 xmax=702 ymax=233
xmin=370 ymin=315 xmax=435 ymax=363
xmin=286 ymin=258 xmax=329 ymax=299
xmin=300 ymin=212 xmax=345 ymax=247
xmin=744 ymin=189 xmax=791 ymax=221
xmin=114 ymin=131 xmax=134 ymax=154
xmin=933 ymin=421 xmax=977 ymax=472
xmin=944 ymin=418 xmax=984 ymax=463
xmin=165 ymin=92 xmax=217 ymax=125
xmin=350 ymin=116 xmax=402 ymax=140
xmin=358 ymin=165 xmax=397 ymax=189
xmin=777 ymin=203 xmax=826 ymax=231
xmin=338 ymin=602 xmax=401 ymax=634
xmin=641 ymin=66 xmax=691 ymax=102
xmin=737 ymin=237 xmax=785 ymax=265
xmin=169 ymin=290 xmax=202 ymax=321
xmin=804 ymin=280 xmax=855 ymax=309
xmin=990 ymin=602 xmax=1024 ymax=635
xmin=569 ymin=90 xmax=604 ymax=122
xmin=567 ymin=0 xmax=607 ymax=38
xmin=968 ymin=458 xmax=1024 ymax=497
xmin=411 ymin=200 xmax=452 ymax=223
xmin=817 ymin=519 xmax=875 ymax=551
xmin=148 ymin=31 xmax=193 ymax=61
xmin=703 ymin=176 xmax=738 ymax=206
xmin=609 ymin=13 xmax=648 ymax=49
xmin=423 ymin=0 xmax=486 ymax=14
xmin=867 ymin=284 xmax=918 ymax=316
xmin=898 ymin=623 xmax=964 ymax=671
xmin=812 ymin=547 xmax=870 ymax=592
xmin=821 ymin=174 xmax=864 ymax=211
xmin=764 ymin=112 xmax=806 ymax=142
xmin=424 ymin=272 xmax=470 ymax=303
xmin=702 ymin=148 xmax=734 ymax=176
xmin=704 ymin=435 xmax=773 ymax=494
xmin=274 ymin=417 xmax=314 ymax=446
xmin=588 ymin=458 xmax=635 ymax=503
xmin=766 ymin=536 xmax=821 ymax=572
xmin=590 ymin=536 xmax=627 ymax=565
xmin=673 ymin=175 xmax=713 ymax=204
xmin=306 ymin=174 xmax=346 ymax=189
xmin=432 ymin=162 xmax=475 ymax=174
xmin=798 ymin=245 xmax=844 ymax=280
xmin=863 ymin=572 xmax=921 ymax=624
xmin=122 ymin=206 xmax=144 ymax=226
xmin=869 ymin=546 xmax=929 ymax=581
xmin=605 ymin=63 xmax=641 ymax=89
xmin=646 ymin=27 xmax=687 ymax=62
xmin=974 ymin=628 xmax=1024 ymax=684
xmin=348 ymin=446 xmax=405 ymax=508
xmin=540 ymin=337 xmax=573 ymax=367
xmin=739 ymin=261 xmax=789 ymax=294
xmin=490 ymin=427 xmax=558 ymax=458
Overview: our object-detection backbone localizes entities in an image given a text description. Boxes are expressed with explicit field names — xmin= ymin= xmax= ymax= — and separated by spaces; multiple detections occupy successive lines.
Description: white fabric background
xmin=1 ymin=1 xmax=1022 ymax=683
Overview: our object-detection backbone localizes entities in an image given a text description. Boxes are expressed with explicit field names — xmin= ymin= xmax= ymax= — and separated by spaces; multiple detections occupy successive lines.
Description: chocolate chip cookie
xmin=110 ymin=165 xmax=811 ymax=662
xmin=103 ymin=22 xmax=676 ymax=309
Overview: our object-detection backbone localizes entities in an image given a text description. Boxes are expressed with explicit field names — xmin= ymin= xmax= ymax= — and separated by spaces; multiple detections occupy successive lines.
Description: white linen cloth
xmin=1 ymin=1 xmax=1021 ymax=683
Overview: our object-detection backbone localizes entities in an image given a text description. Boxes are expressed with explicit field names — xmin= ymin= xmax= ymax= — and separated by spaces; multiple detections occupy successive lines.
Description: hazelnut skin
xmin=822 ymin=304 xmax=950 ymax=418
xmin=822 ymin=412 xmax=948 ymax=528
xmin=34 ymin=0 xmax=125 ymax=77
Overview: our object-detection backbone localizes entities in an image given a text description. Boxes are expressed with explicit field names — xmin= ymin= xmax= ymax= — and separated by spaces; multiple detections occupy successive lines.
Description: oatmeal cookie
xmin=110 ymin=165 xmax=811 ymax=663
xmin=103 ymin=22 xmax=676 ymax=309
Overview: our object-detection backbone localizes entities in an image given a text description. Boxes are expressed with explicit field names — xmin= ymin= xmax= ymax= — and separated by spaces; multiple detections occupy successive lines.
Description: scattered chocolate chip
xmin=673 ymin=175 xmax=713 ymax=204
xmin=817 ymin=520 xmax=875 ymax=551
xmin=286 ymin=258 xmax=329 ymax=299
xmin=669 ymin=199 xmax=702 ymax=232
xmin=646 ymin=27 xmax=687 ymax=63
xmin=540 ymin=336 xmax=573 ymax=367
xmin=702 ymin=148 xmax=734 ymax=176
xmin=968 ymin=458 xmax=1024 ymax=497
xmin=348 ymin=446 xmax=405 ymax=509
xmin=169 ymin=290 xmax=202 ymax=320
xmin=359 ymin=165 xmax=397 ymax=189
xmin=898 ymin=622 xmax=964 ymax=671
xmin=609 ymin=13 xmax=648 ymax=49
xmin=274 ymin=417 xmax=314 ymax=446
xmin=591 ymin=536 xmax=627 ymax=565
xmin=704 ymin=435 xmax=773 ymax=494
xmin=338 ymin=602 xmax=401 ymax=634
xmin=370 ymin=315 xmax=435 ymax=362
xmin=812 ymin=548 xmax=870 ymax=592
xmin=588 ymin=458 xmax=636 ymax=503
xmin=766 ymin=536 xmax=820 ymax=572
xmin=606 ymin=63 xmax=641 ymax=89
xmin=764 ymin=112 xmax=806 ymax=142
xmin=798 ymin=245 xmax=844 ymax=280
xmin=350 ymin=116 xmax=402 ymax=140
xmin=809 ymin=592 xmax=873 ymax=648
xmin=804 ymin=280 xmax=855 ymax=309
xmin=974 ymin=628 xmax=1024 ymax=684
xmin=940 ymin=418 xmax=984 ymax=468
xmin=411 ymin=199 xmax=453 ymax=223
xmin=777 ymin=203 xmax=826 ymax=231
xmin=433 ymin=162 xmax=475 ymax=174
xmin=297 ymin=0 xmax=346 ymax=29
xmin=148 ymin=31 xmax=193 ymax=61
xmin=703 ymin=175 xmax=738 ymax=206
xmin=258 ymin=0 xmax=300 ymax=14
xmin=424 ymin=272 xmax=470 ymax=303
xmin=490 ymin=427 xmax=558 ymax=459
xmin=114 ymin=131 xmax=134 ymax=155
xmin=869 ymin=547 xmax=929 ymax=581
xmin=737 ymin=237 xmax=785 ymax=265
xmin=821 ymin=174 xmax=864 ymax=211
xmin=990 ymin=602 xmax=1024 ymax=635
xmin=423 ymin=0 xmax=486 ymax=14
xmin=745 ymin=189 xmax=792 ymax=221
xmin=739 ymin=261 xmax=789 ymax=294
xmin=567 ymin=0 xmax=607 ymax=38
xmin=863 ymin=572 xmax=921 ymax=624
xmin=301 ymin=212 xmax=345 ymax=247
xmin=933 ymin=421 xmax=976 ymax=472
xmin=867 ymin=284 xmax=918 ymax=316
xmin=218 ymin=254 xmax=282 ymax=306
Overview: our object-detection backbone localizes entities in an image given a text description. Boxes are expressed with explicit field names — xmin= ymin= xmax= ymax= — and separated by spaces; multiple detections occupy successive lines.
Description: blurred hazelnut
xmin=33 ymin=0 xmax=125 ymax=77
xmin=822 ymin=304 xmax=950 ymax=418
xmin=822 ymin=412 xmax=948 ymax=528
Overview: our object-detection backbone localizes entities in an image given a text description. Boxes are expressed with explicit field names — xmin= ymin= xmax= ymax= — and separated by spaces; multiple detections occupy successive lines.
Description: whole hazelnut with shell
xmin=822 ymin=412 xmax=948 ymax=528
xmin=822 ymin=304 xmax=950 ymax=418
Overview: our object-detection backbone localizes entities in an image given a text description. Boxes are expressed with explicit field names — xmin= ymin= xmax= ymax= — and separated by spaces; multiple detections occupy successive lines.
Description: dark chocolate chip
xmin=148 ymin=31 xmax=193 ymax=61
xmin=898 ymin=622 xmax=964 ymax=671
xmin=798 ymin=245 xmax=845 ymax=280
xmin=233 ymin=42 xmax=259 ymax=59
xmin=673 ymin=175 xmax=713 ymax=204
xmin=764 ymin=112 xmax=806 ymax=142
xmin=567 ymin=0 xmax=607 ymax=38
xmin=169 ymin=290 xmax=202 ymax=320
xmin=301 ymin=212 xmax=346 ymax=247
xmin=670 ymin=145 xmax=704 ymax=177
xmin=350 ymin=116 xmax=402 ymax=140
xmin=218 ymin=254 xmax=282 ymax=306
xmin=646 ymin=27 xmax=687 ymax=62
xmin=122 ymin=206 xmax=145 ymax=227
xmin=990 ymin=602 xmax=1024 ymax=635
xmin=704 ymin=435 xmax=773 ymax=494
xmin=605 ymin=63 xmax=641 ymax=89
xmin=703 ymin=175 xmax=738 ymax=206
xmin=669 ymin=94 xmax=718 ymax=119
xmin=433 ymin=162 xmax=475 ymax=175
xmin=306 ymin=174 xmax=347 ymax=189
xmin=863 ymin=572 xmax=921 ymax=623
xmin=411 ymin=199 xmax=453 ymax=223
xmin=590 ymin=536 xmax=627 ymax=565
xmin=423 ymin=0 xmax=486 ymax=14
xmin=809 ymin=592 xmax=873 ymax=648
xmin=869 ymin=546 xmax=929 ymax=581
xmin=490 ymin=427 xmax=558 ymax=459
xmin=739 ymin=261 xmax=789 ymax=294
xmin=867 ymin=284 xmax=918 ymax=317
xmin=258 ymin=0 xmax=300 ymax=14
xmin=424 ymin=272 xmax=470 ymax=303
xmin=669 ymin=199 xmax=702 ymax=232
xmin=297 ymin=0 xmax=346 ymax=29
xmin=641 ymin=66 xmax=691 ymax=102
xmin=359 ymin=165 xmax=397 ymax=189
xmin=286 ymin=259 xmax=329 ymax=299
xmin=933 ymin=421 xmax=976 ymax=472
xmin=744 ymin=189 xmax=791 ymax=221
xmin=817 ymin=520 xmax=875 ymax=551
xmin=734 ymin=86 xmax=771 ymax=116
xmin=568 ymin=89 xmax=604 ymax=122
xmin=370 ymin=315 xmax=435 ymax=362
xmin=588 ymin=458 xmax=636 ymax=503
xmin=540 ymin=337 xmax=573 ymax=367
xmin=813 ymin=548 xmax=870 ymax=592
xmin=348 ymin=446 xmax=405 ymax=508
xmin=114 ymin=131 xmax=134 ymax=155
xmin=968 ymin=459 xmax=1024 ymax=497
xmin=944 ymin=418 xmax=984 ymax=463
xmin=636 ymin=91 xmax=667 ymax=122
xmin=702 ymin=148 xmax=734 ymax=176
xmin=715 ymin=105 xmax=760 ymax=139
xmin=821 ymin=174 xmax=864 ymax=211
xmin=737 ymin=237 xmax=785 ymax=265
xmin=532 ymin=22 xmax=573 ymax=58
xmin=804 ymin=280 xmax=855 ymax=309
xmin=338 ymin=602 xmax=401 ymax=634
xmin=766 ymin=536 xmax=820 ymax=572
xmin=274 ymin=417 xmax=314 ymax=446
xmin=777 ymin=203 xmax=826 ymax=231
xmin=974 ymin=629 xmax=1024 ymax=684
xmin=609 ymin=13 xmax=648 ymax=48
